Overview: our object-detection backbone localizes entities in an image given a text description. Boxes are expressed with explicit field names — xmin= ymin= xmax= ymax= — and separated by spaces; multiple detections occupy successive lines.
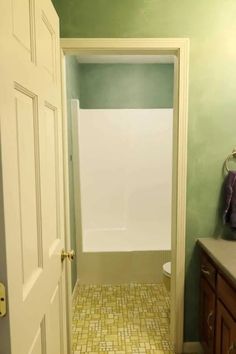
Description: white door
xmin=0 ymin=0 xmax=69 ymax=353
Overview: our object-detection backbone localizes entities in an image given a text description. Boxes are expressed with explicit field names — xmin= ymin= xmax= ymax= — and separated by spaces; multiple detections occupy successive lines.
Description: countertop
xmin=197 ymin=237 xmax=236 ymax=286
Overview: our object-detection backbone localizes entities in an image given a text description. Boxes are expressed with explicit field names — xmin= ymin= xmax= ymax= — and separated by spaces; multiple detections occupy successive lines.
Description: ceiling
xmin=76 ymin=54 xmax=175 ymax=64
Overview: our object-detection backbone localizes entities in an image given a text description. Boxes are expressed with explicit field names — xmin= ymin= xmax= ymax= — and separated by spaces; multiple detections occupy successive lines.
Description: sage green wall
xmin=79 ymin=64 xmax=173 ymax=108
xmin=53 ymin=0 xmax=236 ymax=342
xmin=65 ymin=55 xmax=80 ymax=290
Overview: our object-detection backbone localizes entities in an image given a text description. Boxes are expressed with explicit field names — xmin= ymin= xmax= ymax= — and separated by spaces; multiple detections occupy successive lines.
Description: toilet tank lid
xmin=163 ymin=262 xmax=171 ymax=277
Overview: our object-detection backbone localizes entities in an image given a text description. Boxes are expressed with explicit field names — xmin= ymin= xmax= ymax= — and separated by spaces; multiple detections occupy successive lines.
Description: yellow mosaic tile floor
xmin=72 ymin=283 xmax=174 ymax=354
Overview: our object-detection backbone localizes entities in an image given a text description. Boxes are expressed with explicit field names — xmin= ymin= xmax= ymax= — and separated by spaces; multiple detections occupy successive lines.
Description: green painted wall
xmin=79 ymin=64 xmax=173 ymax=108
xmin=53 ymin=0 xmax=236 ymax=341
xmin=65 ymin=55 xmax=80 ymax=290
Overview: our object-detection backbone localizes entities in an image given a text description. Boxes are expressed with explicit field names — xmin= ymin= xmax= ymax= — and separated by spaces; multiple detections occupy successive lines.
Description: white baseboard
xmin=183 ymin=342 xmax=203 ymax=353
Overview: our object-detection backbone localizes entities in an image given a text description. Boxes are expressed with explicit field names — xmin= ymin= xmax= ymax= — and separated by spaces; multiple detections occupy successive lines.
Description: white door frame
xmin=60 ymin=38 xmax=189 ymax=354
xmin=60 ymin=52 xmax=73 ymax=354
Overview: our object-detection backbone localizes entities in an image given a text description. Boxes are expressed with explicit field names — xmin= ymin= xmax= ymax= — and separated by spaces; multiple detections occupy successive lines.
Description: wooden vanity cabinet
xmin=200 ymin=249 xmax=236 ymax=354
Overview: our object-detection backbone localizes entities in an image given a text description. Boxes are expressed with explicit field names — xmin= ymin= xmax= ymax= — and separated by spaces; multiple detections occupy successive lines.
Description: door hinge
xmin=0 ymin=283 xmax=6 ymax=317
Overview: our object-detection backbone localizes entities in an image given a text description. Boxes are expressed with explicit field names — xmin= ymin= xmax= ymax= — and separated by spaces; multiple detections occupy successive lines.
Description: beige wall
xmin=78 ymin=250 xmax=171 ymax=284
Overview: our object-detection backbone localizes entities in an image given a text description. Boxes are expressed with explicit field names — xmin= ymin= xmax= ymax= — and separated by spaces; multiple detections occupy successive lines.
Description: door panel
xmin=28 ymin=321 xmax=46 ymax=354
xmin=14 ymin=86 xmax=42 ymax=291
xmin=40 ymin=13 xmax=56 ymax=79
xmin=216 ymin=300 xmax=236 ymax=354
xmin=40 ymin=103 xmax=60 ymax=255
xmin=12 ymin=0 xmax=31 ymax=48
xmin=37 ymin=1 xmax=59 ymax=83
xmin=11 ymin=0 xmax=35 ymax=62
xmin=0 ymin=0 xmax=67 ymax=353
xmin=200 ymin=277 xmax=216 ymax=354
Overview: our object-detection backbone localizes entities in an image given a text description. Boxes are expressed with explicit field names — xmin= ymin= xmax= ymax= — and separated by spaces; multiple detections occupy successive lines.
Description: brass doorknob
xmin=61 ymin=249 xmax=75 ymax=262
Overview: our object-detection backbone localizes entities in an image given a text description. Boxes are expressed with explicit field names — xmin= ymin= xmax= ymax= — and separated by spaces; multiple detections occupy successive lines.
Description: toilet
xmin=162 ymin=262 xmax=171 ymax=292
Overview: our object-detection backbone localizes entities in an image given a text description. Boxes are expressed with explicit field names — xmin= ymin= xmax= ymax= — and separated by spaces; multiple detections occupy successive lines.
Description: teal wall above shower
xmin=79 ymin=64 xmax=174 ymax=109
xmin=52 ymin=0 xmax=236 ymax=342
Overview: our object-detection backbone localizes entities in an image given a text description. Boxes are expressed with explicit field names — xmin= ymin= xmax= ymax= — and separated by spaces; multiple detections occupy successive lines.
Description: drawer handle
xmin=201 ymin=266 xmax=211 ymax=276
xmin=228 ymin=342 xmax=236 ymax=354
xmin=207 ymin=310 xmax=214 ymax=331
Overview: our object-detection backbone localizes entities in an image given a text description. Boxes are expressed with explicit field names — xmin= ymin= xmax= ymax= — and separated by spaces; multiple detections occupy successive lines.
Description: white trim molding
xmin=183 ymin=342 xmax=203 ymax=353
xmin=72 ymin=280 xmax=79 ymax=303
xmin=60 ymin=37 xmax=189 ymax=54
xmin=60 ymin=38 xmax=189 ymax=354
xmin=61 ymin=51 xmax=73 ymax=354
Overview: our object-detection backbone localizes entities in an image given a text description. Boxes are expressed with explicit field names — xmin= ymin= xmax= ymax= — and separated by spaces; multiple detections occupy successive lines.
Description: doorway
xmin=61 ymin=38 xmax=189 ymax=354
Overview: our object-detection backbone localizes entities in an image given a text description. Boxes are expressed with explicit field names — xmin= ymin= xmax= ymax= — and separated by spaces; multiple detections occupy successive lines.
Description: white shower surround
xmin=79 ymin=109 xmax=173 ymax=252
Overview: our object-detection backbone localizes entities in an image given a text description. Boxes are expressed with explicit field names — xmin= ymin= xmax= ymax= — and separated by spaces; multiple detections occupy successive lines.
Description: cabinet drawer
xmin=217 ymin=274 xmax=236 ymax=320
xmin=200 ymin=252 xmax=216 ymax=289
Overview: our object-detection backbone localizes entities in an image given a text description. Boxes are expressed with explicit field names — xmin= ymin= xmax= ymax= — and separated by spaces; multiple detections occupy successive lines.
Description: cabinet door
xmin=216 ymin=300 xmax=236 ymax=354
xmin=200 ymin=277 xmax=216 ymax=354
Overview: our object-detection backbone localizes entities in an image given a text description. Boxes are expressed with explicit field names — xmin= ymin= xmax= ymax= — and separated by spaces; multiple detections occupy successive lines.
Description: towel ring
xmin=225 ymin=149 xmax=236 ymax=172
